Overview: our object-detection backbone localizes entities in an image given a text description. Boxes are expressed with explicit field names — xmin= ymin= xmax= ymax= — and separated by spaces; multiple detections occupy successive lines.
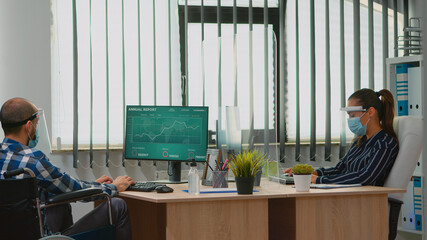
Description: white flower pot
xmin=293 ymin=174 xmax=311 ymax=192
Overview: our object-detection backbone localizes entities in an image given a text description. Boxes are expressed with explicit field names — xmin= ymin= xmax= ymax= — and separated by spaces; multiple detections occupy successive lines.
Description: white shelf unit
xmin=386 ymin=55 xmax=424 ymax=237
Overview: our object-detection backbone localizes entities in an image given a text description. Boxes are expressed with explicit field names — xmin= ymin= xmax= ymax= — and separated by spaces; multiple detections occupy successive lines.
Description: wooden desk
xmin=119 ymin=181 xmax=404 ymax=240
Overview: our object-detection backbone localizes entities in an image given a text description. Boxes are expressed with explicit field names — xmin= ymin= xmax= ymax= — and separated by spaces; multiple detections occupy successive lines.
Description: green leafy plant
xmin=228 ymin=149 xmax=267 ymax=178
xmin=292 ymin=164 xmax=314 ymax=175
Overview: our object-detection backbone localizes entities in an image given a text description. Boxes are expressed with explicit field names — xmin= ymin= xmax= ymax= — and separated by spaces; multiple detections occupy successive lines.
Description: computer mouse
xmin=155 ymin=186 xmax=174 ymax=193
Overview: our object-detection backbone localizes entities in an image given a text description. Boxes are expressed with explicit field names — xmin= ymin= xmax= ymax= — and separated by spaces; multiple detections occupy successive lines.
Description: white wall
xmin=0 ymin=0 xmax=51 ymax=119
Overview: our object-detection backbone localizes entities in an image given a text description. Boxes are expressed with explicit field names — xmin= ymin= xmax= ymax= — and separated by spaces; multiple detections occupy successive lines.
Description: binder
xmin=396 ymin=64 xmax=413 ymax=116
xmin=413 ymin=176 xmax=423 ymax=231
xmin=408 ymin=67 xmax=422 ymax=116
xmin=401 ymin=178 xmax=416 ymax=230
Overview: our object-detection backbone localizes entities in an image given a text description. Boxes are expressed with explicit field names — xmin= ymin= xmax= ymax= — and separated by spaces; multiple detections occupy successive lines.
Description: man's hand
xmin=96 ymin=175 xmax=114 ymax=184
xmin=112 ymin=176 xmax=135 ymax=192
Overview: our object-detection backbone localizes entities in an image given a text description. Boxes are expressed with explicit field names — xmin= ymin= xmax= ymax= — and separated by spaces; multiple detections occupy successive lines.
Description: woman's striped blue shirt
xmin=316 ymin=129 xmax=399 ymax=186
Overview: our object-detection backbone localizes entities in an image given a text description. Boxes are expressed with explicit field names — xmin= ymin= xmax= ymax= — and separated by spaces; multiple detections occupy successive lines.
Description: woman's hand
xmin=284 ymin=168 xmax=318 ymax=176
xmin=283 ymin=167 xmax=293 ymax=176
xmin=311 ymin=174 xmax=318 ymax=183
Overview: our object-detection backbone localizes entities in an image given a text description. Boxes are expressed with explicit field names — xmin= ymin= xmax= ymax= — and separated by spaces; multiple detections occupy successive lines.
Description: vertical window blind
xmin=51 ymin=0 xmax=405 ymax=168
xmin=285 ymin=0 xmax=404 ymax=163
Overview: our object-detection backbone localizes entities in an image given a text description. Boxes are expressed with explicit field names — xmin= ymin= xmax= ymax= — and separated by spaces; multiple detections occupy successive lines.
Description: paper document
xmin=310 ymin=184 xmax=362 ymax=189
xmin=182 ymin=188 xmax=259 ymax=194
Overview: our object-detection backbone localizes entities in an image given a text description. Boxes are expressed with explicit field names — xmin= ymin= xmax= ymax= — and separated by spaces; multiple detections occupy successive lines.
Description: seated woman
xmin=285 ymin=88 xmax=399 ymax=186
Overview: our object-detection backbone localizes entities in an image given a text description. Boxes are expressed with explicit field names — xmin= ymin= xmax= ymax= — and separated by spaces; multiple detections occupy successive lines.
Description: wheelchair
xmin=0 ymin=168 xmax=114 ymax=240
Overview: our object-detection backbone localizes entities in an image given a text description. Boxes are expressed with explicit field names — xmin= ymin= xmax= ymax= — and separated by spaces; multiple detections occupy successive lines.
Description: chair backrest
xmin=383 ymin=116 xmax=423 ymax=200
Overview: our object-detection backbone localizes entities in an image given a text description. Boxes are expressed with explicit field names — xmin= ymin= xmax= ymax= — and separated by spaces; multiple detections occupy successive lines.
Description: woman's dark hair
xmin=348 ymin=88 xmax=398 ymax=144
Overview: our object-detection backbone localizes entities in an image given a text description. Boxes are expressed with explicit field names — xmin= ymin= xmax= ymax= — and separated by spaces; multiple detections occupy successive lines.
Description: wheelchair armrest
xmin=388 ymin=197 xmax=403 ymax=240
xmin=47 ymin=188 xmax=103 ymax=204
xmin=44 ymin=188 xmax=113 ymax=225
xmin=4 ymin=168 xmax=35 ymax=178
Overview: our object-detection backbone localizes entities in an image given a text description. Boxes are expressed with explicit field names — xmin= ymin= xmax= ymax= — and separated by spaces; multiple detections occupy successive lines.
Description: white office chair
xmin=383 ymin=116 xmax=423 ymax=240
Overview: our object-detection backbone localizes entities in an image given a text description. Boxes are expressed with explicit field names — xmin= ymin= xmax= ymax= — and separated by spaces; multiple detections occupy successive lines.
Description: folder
xmin=395 ymin=64 xmax=413 ymax=116
xmin=413 ymin=176 xmax=423 ymax=231
xmin=408 ymin=67 xmax=422 ymax=117
xmin=401 ymin=178 xmax=416 ymax=230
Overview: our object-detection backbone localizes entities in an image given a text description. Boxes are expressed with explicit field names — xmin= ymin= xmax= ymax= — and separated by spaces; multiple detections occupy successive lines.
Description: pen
xmin=222 ymin=158 xmax=228 ymax=170
xmin=207 ymin=163 xmax=215 ymax=172
xmin=202 ymin=155 xmax=211 ymax=180
xmin=216 ymin=149 xmax=222 ymax=170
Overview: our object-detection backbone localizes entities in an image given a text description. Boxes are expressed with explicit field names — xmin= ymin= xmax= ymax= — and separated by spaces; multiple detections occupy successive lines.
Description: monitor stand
xmin=152 ymin=161 xmax=188 ymax=184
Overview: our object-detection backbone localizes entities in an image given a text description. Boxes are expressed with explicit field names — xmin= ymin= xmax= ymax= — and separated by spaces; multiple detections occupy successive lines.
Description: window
xmin=51 ymin=0 xmax=182 ymax=149
xmin=52 ymin=1 xmax=278 ymax=149
xmin=285 ymin=0 xmax=403 ymax=141
xmin=179 ymin=5 xmax=279 ymax=132
xmin=51 ymin=0 xmax=404 ymax=153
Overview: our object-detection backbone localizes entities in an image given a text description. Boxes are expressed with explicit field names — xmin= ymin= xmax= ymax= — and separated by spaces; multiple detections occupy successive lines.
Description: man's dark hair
xmin=0 ymin=98 xmax=37 ymax=135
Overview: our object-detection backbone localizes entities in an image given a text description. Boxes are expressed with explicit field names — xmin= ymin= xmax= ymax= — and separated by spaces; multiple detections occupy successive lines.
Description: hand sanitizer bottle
xmin=188 ymin=160 xmax=200 ymax=195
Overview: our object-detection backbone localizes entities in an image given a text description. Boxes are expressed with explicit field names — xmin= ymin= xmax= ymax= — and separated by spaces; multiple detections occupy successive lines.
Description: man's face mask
xmin=27 ymin=122 xmax=39 ymax=148
xmin=25 ymin=111 xmax=40 ymax=148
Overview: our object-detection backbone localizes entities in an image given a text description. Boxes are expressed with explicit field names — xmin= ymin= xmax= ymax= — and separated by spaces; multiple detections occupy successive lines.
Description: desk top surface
xmin=118 ymin=179 xmax=405 ymax=203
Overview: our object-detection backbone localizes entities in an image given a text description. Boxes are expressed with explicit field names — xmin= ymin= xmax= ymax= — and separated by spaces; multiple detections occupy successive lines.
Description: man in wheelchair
xmin=0 ymin=98 xmax=135 ymax=239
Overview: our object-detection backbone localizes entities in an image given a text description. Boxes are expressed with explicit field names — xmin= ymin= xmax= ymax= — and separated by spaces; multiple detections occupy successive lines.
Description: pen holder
xmin=212 ymin=170 xmax=228 ymax=188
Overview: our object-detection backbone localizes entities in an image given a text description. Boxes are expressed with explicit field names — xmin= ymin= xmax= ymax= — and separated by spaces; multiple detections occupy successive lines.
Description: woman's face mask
xmin=347 ymin=111 xmax=370 ymax=136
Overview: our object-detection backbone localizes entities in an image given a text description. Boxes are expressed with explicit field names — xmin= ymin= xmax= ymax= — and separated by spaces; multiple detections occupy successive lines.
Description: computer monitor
xmin=124 ymin=105 xmax=208 ymax=183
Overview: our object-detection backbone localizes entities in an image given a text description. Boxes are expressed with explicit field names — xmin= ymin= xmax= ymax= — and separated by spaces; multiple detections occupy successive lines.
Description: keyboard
xmin=126 ymin=182 xmax=164 ymax=192
xmin=279 ymin=174 xmax=295 ymax=184
xmin=268 ymin=175 xmax=295 ymax=185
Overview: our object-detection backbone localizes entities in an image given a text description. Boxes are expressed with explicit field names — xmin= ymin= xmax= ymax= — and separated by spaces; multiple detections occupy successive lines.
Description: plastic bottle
xmin=188 ymin=160 xmax=200 ymax=195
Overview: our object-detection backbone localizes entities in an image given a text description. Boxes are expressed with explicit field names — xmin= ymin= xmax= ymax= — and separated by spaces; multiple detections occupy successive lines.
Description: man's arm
xmin=34 ymin=156 xmax=133 ymax=197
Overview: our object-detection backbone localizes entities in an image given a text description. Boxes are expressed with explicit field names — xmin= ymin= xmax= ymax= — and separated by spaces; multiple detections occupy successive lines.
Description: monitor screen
xmin=125 ymin=105 xmax=208 ymax=162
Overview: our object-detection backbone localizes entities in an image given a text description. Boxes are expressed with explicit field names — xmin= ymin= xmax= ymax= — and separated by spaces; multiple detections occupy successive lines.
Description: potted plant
xmin=292 ymin=164 xmax=314 ymax=192
xmin=228 ymin=149 xmax=265 ymax=194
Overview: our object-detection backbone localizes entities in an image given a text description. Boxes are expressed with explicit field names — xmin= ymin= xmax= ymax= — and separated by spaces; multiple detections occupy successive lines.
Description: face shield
xmin=0 ymin=108 xmax=51 ymax=153
xmin=34 ymin=108 xmax=52 ymax=153
xmin=340 ymin=106 xmax=367 ymax=113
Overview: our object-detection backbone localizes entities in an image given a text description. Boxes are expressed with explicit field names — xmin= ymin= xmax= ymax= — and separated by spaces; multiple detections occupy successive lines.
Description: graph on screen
xmin=125 ymin=106 xmax=208 ymax=162
xmin=132 ymin=118 xmax=202 ymax=144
